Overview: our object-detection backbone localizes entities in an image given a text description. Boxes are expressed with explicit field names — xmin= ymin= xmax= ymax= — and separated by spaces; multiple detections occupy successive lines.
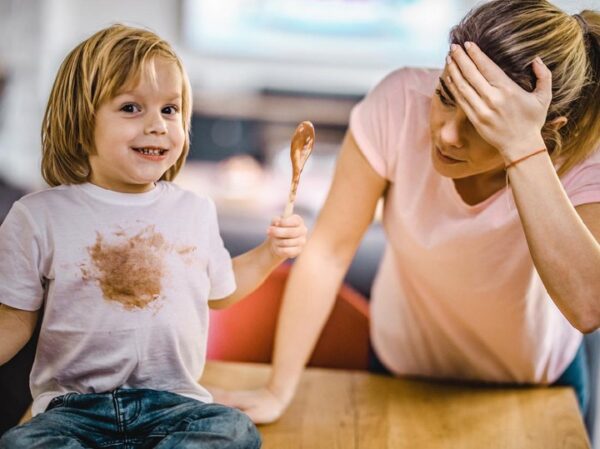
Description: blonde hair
xmin=41 ymin=24 xmax=192 ymax=186
xmin=450 ymin=0 xmax=600 ymax=176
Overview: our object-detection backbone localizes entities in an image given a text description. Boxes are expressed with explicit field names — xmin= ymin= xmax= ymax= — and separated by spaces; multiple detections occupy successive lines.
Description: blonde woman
xmin=0 ymin=24 xmax=308 ymax=448
xmin=216 ymin=0 xmax=600 ymax=424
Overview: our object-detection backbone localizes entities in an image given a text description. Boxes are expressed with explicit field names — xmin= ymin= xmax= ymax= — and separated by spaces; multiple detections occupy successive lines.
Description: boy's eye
xmin=121 ymin=103 xmax=140 ymax=113
xmin=162 ymin=105 xmax=179 ymax=115
xmin=435 ymin=88 xmax=454 ymax=107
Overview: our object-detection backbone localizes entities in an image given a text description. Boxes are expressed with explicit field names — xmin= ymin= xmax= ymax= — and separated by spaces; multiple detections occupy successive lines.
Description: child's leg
xmin=0 ymin=390 xmax=130 ymax=449
xmin=0 ymin=422 xmax=87 ymax=449
xmin=0 ymin=395 xmax=93 ymax=449
xmin=146 ymin=399 xmax=261 ymax=449
xmin=1 ymin=389 xmax=261 ymax=449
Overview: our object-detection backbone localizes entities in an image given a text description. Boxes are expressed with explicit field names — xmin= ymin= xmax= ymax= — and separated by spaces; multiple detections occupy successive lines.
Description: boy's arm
xmin=209 ymin=214 xmax=307 ymax=310
xmin=0 ymin=304 xmax=39 ymax=366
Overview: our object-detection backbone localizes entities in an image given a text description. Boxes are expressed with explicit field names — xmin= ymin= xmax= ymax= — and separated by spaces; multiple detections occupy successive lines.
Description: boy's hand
xmin=266 ymin=214 xmax=307 ymax=260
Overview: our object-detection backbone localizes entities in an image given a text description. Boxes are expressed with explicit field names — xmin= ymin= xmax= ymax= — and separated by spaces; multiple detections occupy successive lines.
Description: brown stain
xmin=82 ymin=226 xmax=168 ymax=310
xmin=177 ymin=246 xmax=196 ymax=255
xmin=79 ymin=263 xmax=91 ymax=282
xmin=176 ymin=245 xmax=198 ymax=266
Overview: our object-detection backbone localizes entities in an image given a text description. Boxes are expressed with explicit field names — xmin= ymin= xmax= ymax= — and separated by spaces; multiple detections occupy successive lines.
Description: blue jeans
xmin=0 ymin=388 xmax=261 ymax=449
xmin=553 ymin=343 xmax=589 ymax=414
xmin=368 ymin=342 xmax=589 ymax=413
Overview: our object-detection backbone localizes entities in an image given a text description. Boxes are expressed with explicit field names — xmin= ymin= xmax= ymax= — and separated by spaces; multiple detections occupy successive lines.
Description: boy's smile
xmin=132 ymin=146 xmax=169 ymax=160
xmin=89 ymin=57 xmax=185 ymax=193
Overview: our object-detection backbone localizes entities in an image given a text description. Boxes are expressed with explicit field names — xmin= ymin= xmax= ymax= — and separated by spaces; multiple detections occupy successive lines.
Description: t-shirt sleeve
xmin=349 ymin=69 xmax=409 ymax=180
xmin=205 ymin=198 xmax=236 ymax=300
xmin=0 ymin=202 xmax=45 ymax=311
xmin=562 ymin=149 xmax=600 ymax=206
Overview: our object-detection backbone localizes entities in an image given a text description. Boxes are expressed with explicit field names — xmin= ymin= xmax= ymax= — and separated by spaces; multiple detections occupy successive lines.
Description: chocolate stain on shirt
xmin=176 ymin=246 xmax=197 ymax=266
xmin=82 ymin=225 xmax=171 ymax=310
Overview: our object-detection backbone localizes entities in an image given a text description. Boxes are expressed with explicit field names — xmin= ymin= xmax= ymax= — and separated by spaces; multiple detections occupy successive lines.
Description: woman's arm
xmin=209 ymin=215 xmax=307 ymax=310
xmin=0 ymin=304 xmax=39 ymax=366
xmin=211 ymin=131 xmax=388 ymax=423
xmin=507 ymin=157 xmax=600 ymax=333
xmin=446 ymin=42 xmax=600 ymax=332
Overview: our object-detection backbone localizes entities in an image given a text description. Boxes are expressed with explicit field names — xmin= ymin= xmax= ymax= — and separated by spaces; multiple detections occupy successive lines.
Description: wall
xmin=0 ymin=0 xmax=595 ymax=190
xmin=0 ymin=0 xmax=181 ymax=189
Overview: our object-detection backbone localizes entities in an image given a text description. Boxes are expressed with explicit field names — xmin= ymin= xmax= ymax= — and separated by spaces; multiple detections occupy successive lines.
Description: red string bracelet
xmin=505 ymin=148 xmax=547 ymax=169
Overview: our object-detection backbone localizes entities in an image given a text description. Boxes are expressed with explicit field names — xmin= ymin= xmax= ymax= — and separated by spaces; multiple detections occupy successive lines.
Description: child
xmin=0 ymin=24 xmax=307 ymax=449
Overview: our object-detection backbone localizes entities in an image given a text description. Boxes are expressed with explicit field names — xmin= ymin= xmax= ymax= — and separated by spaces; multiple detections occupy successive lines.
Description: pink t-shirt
xmin=350 ymin=67 xmax=600 ymax=384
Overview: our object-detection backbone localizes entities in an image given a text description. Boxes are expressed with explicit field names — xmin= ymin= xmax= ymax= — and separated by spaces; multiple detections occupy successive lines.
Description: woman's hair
xmin=41 ymin=24 xmax=192 ymax=186
xmin=450 ymin=0 xmax=600 ymax=176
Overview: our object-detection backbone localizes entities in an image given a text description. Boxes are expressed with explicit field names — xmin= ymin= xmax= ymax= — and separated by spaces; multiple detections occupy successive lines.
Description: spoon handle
xmin=283 ymin=199 xmax=294 ymax=218
xmin=283 ymin=182 xmax=298 ymax=217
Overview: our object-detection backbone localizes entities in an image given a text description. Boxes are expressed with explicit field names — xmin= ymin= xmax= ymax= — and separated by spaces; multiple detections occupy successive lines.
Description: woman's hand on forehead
xmin=444 ymin=42 xmax=552 ymax=163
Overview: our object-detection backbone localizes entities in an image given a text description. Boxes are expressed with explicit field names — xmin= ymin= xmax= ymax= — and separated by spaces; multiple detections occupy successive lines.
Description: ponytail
xmin=556 ymin=10 xmax=600 ymax=176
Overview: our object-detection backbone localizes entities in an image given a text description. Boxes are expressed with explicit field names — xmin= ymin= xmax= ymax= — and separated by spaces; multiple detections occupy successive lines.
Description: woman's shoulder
xmin=358 ymin=67 xmax=442 ymax=122
xmin=563 ymin=146 xmax=600 ymax=177
xmin=561 ymin=146 xmax=600 ymax=204
xmin=373 ymin=67 xmax=442 ymax=98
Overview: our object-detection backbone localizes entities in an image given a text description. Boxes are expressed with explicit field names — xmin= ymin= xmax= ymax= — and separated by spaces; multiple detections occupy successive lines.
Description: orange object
xmin=505 ymin=148 xmax=547 ymax=169
xmin=207 ymin=264 xmax=370 ymax=370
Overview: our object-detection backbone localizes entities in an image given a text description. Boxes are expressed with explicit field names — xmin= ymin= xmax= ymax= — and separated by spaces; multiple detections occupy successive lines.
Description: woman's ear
xmin=549 ymin=116 xmax=568 ymax=131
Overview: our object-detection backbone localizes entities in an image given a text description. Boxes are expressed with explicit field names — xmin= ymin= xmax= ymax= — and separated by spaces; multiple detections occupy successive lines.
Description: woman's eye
xmin=121 ymin=103 xmax=140 ymax=113
xmin=435 ymin=89 xmax=454 ymax=107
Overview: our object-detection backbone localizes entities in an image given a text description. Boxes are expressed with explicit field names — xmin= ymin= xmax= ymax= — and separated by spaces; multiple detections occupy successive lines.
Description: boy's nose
xmin=144 ymin=113 xmax=167 ymax=135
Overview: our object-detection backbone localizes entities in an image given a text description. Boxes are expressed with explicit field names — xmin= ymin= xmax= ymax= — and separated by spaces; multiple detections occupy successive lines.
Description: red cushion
xmin=207 ymin=264 xmax=370 ymax=370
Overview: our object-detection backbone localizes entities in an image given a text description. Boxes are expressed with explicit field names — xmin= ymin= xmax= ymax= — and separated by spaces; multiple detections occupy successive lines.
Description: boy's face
xmin=90 ymin=58 xmax=185 ymax=193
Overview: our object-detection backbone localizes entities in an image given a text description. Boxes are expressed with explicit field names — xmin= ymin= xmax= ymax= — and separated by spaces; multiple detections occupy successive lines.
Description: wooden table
xmin=202 ymin=361 xmax=590 ymax=449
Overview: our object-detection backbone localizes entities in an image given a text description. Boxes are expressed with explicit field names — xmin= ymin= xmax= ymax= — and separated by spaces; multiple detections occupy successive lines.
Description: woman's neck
xmin=452 ymin=168 xmax=507 ymax=206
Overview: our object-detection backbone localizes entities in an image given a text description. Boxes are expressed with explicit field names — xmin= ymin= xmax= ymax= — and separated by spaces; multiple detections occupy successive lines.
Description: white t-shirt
xmin=0 ymin=182 xmax=236 ymax=416
xmin=350 ymin=67 xmax=600 ymax=384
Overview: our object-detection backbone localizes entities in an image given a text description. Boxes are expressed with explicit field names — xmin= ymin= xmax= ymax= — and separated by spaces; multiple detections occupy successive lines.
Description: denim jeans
xmin=553 ymin=343 xmax=589 ymax=414
xmin=0 ymin=388 xmax=261 ymax=449
xmin=368 ymin=342 xmax=589 ymax=413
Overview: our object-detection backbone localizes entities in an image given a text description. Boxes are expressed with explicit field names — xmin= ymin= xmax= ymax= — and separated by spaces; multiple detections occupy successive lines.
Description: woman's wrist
xmin=267 ymin=378 xmax=297 ymax=406
xmin=505 ymin=148 xmax=548 ymax=170
xmin=500 ymin=134 xmax=547 ymax=164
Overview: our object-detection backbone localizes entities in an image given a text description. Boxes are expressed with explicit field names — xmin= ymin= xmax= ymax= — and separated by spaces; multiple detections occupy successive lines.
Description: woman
xmin=215 ymin=0 xmax=600 ymax=423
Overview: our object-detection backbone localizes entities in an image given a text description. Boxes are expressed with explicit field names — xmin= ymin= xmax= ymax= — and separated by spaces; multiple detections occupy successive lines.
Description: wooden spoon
xmin=283 ymin=121 xmax=315 ymax=217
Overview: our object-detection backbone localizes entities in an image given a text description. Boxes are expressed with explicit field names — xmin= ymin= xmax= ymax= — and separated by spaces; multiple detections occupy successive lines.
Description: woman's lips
xmin=436 ymin=146 xmax=464 ymax=164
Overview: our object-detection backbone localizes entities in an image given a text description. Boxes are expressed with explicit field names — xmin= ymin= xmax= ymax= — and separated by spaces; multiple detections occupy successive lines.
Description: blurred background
xmin=0 ymin=0 xmax=594 ymax=295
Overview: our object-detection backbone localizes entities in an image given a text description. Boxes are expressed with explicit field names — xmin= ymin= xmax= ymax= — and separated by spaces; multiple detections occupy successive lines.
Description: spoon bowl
xmin=284 ymin=121 xmax=315 ymax=217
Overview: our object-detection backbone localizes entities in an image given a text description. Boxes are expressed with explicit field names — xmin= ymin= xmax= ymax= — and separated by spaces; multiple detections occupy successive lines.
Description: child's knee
xmin=236 ymin=420 xmax=261 ymax=448
xmin=0 ymin=426 xmax=30 ymax=449
xmin=208 ymin=406 xmax=262 ymax=449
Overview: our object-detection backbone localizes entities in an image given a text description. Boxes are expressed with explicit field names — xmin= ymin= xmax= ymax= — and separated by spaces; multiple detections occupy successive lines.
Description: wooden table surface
xmin=202 ymin=361 xmax=590 ymax=449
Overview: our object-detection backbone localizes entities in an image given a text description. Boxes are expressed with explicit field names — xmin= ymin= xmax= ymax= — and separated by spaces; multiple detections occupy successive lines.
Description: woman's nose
xmin=440 ymin=117 xmax=465 ymax=148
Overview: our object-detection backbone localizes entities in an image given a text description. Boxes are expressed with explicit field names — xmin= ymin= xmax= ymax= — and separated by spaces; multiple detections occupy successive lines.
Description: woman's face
xmin=429 ymin=66 xmax=505 ymax=179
